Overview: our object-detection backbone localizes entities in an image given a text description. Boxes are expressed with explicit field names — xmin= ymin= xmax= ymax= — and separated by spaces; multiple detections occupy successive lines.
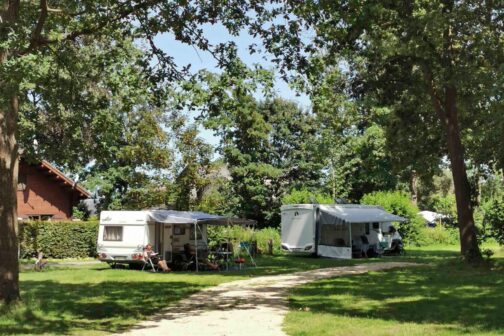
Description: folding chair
xmin=239 ymin=242 xmax=257 ymax=267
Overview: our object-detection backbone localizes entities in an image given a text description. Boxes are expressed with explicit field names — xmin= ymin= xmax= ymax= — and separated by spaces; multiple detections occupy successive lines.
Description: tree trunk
xmin=444 ymin=86 xmax=482 ymax=262
xmin=0 ymin=90 xmax=21 ymax=303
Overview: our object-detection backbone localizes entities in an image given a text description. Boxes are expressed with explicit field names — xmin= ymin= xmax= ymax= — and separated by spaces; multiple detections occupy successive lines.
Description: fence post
xmin=267 ymin=239 xmax=273 ymax=255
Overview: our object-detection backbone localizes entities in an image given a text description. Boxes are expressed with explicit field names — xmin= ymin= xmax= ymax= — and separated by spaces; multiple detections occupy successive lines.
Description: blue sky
xmin=154 ymin=24 xmax=310 ymax=147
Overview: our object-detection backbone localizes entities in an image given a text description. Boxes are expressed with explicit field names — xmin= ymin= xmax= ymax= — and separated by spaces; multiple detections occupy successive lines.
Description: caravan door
xmin=163 ymin=224 xmax=173 ymax=262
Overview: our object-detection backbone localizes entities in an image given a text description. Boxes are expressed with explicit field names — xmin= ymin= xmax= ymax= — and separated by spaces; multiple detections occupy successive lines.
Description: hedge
xmin=19 ymin=221 xmax=99 ymax=259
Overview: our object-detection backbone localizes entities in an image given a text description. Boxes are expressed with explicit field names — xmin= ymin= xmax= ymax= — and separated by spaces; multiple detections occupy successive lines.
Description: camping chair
xmin=239 ymin=242 xmax=257 ymax=267
xmin=34 ymin=251 xmax=48 ymax=271
xmin=141 ymin=256 xmax=157 ymax=272
xmin=178 ymin=243 xmax=195 ymax=271
xmin=141 ymin=247 xmax=158 ymax=272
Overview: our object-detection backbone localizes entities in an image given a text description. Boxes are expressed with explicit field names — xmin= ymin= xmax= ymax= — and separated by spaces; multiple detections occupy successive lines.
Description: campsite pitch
xmin=118 ymin=262 xmax=418 ymax=336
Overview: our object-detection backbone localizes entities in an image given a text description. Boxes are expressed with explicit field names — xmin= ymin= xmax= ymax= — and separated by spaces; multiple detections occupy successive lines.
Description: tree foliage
xmin=186 ymin=64 xmax=324 ymax=226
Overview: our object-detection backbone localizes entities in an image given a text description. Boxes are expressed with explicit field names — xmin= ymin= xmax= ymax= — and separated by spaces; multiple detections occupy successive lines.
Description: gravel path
xmin=119 ymin=262 xmax=419 ymax=336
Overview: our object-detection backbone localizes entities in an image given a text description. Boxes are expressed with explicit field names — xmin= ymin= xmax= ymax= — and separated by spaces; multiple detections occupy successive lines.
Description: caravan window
xmin=103 ymin=226 xmax=123 ymax=241
xmin=365 ymin=223 xmax=370 ymax=235
xmin=190 ymin=224 xmax=203 ymax=240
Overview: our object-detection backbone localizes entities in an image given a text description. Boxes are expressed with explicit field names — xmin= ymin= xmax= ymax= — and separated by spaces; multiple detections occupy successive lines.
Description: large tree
xmin=0 ymin=0 xmax=273 ymax=303
xmin=188 ymin=63 xmax=323 ymax=226
xmin=252 ymin=0 xmax=503 ymax=262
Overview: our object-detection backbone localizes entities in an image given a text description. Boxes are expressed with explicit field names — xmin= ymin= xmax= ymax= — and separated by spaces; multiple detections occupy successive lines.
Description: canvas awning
xmin=147 ymin=210 xmax=256 ymax=226
xmin=319 ymin=205 xmax=406 ymax=224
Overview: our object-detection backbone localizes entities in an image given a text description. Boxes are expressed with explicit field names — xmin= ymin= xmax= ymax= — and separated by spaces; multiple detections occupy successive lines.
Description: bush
xmin=282 ymin=188 xmax=333 ymax=205
xmin=361 ymin=190 xmax=424 ymax=245
xmin=19 ymin=221 xmax=99 ymax=259
xmin=417 ymin=226 xmax=460 ymax=246
xmin=207 ymin=225 xmax=281 ymax=254
xmin=483 ymin=197 xmax=504 ymax=245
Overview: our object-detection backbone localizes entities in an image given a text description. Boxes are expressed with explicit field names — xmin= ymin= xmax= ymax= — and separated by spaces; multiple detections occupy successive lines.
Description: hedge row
xmin=19 ymin=221 xmax=99 ymax=259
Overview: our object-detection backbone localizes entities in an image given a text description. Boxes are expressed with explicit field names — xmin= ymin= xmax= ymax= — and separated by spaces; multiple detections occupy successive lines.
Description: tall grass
xmin=207 ymin=226 xmax=281 ymax=254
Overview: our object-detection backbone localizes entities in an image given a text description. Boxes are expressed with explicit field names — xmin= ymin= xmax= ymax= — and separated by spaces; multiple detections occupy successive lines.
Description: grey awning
xmin=147 ymin=210 xmax=255 ymax=226
xmin=319 ymin=205 xmax=407 ymax=224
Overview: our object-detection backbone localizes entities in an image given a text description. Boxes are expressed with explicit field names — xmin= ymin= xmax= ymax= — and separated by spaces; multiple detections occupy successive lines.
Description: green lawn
xmin=0 ymin=254 xmax=377 ymax=335
xmin=284 ymin=245 xmax=504 ymax=336
xmin=4 ymin=247 xmax=503 ymax=335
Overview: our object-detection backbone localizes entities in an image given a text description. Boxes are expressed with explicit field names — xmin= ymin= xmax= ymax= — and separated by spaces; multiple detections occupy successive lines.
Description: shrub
xmin=19 ymin=221 xmax=99 ymax=259
xmin=282 ymin=188 xmax=333 ymax=205
xmin=207 ymin=225 xmax=281 ymax=254
xmin=417 ymin=226 xmax=460 ymax=246
xmin=361 ymin=190 xmax=424 ymax=245
xmin=483 ymin=197 xmax=504 ymax=245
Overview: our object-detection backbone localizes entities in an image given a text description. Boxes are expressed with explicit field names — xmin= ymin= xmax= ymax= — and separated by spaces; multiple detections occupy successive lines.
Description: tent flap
xmin=319 ymin=205 xmax=406 ymax=224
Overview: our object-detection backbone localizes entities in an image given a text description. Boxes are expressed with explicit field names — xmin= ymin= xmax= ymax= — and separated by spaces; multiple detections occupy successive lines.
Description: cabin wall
xmin=17 ymin=163 xmax=74 ymax=220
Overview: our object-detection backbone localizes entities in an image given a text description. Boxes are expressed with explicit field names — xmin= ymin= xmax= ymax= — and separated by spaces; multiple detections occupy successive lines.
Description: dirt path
xmin=120 ymin=262 xmax=418 ymax=336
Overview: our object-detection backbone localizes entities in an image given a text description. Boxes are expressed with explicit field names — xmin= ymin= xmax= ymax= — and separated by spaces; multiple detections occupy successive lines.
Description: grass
xmin=3 ymin=246 xmax=503 ymax=335
xmin=284 ymin=244 xmax=504 ymax=336
xmin=0 ymin=253 xmax=383 ymax=335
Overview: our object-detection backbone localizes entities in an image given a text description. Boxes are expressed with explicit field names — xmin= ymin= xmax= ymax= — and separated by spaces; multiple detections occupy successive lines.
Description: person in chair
xmin=144 ymin=244 xmax=171 ymax=272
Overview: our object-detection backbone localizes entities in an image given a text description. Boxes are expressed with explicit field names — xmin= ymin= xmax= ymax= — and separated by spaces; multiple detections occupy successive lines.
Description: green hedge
xmin=19 ymin=221 xmax=99 ymax=259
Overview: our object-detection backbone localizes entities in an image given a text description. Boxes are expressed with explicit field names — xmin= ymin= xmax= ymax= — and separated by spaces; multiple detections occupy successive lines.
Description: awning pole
xmin=194 ymin=221 xmax=199 ymax=272
xmin=349 ymin=221 xmax=352 ymax=259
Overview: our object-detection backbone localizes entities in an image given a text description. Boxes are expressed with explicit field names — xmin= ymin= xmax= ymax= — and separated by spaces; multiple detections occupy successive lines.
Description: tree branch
xmin=422 ymin=66 xmax=447 ymax=125
xmin=27 ymin=0 xmax=48 ymax=52
xmin=19 ymin=0 xmax=162 ymax=56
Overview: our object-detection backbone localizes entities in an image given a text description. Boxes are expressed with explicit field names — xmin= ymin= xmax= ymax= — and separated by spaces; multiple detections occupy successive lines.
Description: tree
xmin=253 ymin=1 xmax=503 ymax=262
xmin=0 ymin=0 xmax=274 ymax=303
xmin=189 ymin=64 xmax=323 ymax=226
xmin=172 ymin=124 xmax=214 ymax=211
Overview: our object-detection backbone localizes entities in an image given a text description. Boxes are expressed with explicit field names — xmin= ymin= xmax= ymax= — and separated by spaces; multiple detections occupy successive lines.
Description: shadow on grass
xmin=288 ymin=259 xmax=504 ymax=334
xmin=0 ymin=278 xmax=205 ymax=335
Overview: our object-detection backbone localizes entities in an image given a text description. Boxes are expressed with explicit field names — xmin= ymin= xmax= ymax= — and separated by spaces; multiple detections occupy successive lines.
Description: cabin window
xmin=372 ymin=222 xmax=380 ymax=230
xmin=365 ymin=223 xmax=370 ymax=235
xmin=28 ymin=214 xmax=53 ymax=221
xmin=103 ymin=226 xmax=123 ymax=241
xmin=17 ymin=173 xmax=27 ymax=191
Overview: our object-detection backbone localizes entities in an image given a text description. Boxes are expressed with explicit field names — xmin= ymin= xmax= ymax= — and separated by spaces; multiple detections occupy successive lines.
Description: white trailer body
xmin=280 ymin=204 xmax=317 ymax=253
xmin=281 ymin=204 xmax=406 ymax=259
xmin=97 ymin=210 xmax=208 ymax=266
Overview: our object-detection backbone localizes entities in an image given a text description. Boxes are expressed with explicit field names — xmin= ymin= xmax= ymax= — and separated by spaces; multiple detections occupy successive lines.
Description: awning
xmin=147 ymin=210 xmax=256 ymax=226
xmin=319 ymin=205 xmax=406 ymax=224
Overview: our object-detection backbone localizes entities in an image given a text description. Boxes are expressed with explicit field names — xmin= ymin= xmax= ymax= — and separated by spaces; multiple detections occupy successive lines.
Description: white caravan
xmin=97 ymin=210 xmax=254 ymax=270
xmin=281 ymin=204 xmax=406 ymax=259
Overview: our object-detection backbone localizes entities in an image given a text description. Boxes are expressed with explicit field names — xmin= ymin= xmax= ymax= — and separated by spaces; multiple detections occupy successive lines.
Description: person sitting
xmin=144 ymin=244 xmax=171 ymax=272
xmin=360 ymin=235 xmax=369 ymax=258
xmin=388 ymin=226 xmax=403 ymax=254
xmin=183 ymin=243 xmax=219 ymax=270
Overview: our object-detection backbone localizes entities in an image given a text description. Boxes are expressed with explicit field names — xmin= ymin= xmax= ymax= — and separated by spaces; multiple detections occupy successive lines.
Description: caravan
xmin=97 ymin=210 xmax=254 ymax=270
xmin=281 ymin=204 xmax=406 ymax=259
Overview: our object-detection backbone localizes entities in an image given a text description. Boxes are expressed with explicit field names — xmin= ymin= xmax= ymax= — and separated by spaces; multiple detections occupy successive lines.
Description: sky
xmin=154 ymin=24 xmax=311 ymax=147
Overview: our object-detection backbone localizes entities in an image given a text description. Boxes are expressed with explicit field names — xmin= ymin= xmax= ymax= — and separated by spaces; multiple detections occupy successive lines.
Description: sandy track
xmin=119 ymin=262 xmax=419 ymax=336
